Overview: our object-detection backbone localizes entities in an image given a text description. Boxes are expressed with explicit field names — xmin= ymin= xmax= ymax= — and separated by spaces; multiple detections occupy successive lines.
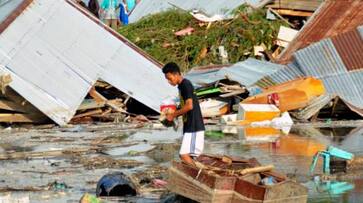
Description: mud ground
xmin=0 ymin=121 xmax=362 ymax=202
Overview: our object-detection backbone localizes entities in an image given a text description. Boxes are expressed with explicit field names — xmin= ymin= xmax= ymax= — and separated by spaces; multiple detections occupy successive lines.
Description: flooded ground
xmin=0 ymin=122 xmax=362 ymax=203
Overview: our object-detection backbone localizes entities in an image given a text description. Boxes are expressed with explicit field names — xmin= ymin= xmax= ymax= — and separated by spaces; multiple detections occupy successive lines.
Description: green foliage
xmin=119 ymin=6 xmax=286 ymax=72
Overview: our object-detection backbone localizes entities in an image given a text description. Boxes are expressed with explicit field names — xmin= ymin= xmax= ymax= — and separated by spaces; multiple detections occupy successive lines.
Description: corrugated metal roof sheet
xmin=0 ymin=0 xmax=176 ymax=125
xmin=294 ymin=38 xmax=348 ymax=77
xmin=276 ymin=0 xmax=363 ymax=65
xmin=263 ymin=61 xmax=304 ymax=87
xmin=284 ymin=25 xmax=363 ymax=110
xmin=184 ymin=68 xmax=223 ymax=88
xmin=219 ymin=58 xmax=283 ymax=87
xmin=185 ymin=58 xmax=282 ymax=88
xmin=129 ymin=0 xmax=265 ymax=23
xmin=266 ymin=0 xmax=323 ymax=12
xmin=321 ymin=71 xmax=363 ymax=109
xmin=331 ymin=28 xmax=363 ymax=71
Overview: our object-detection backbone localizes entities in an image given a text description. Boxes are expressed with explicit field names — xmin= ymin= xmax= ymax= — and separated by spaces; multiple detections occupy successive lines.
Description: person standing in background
xmin=76 ymin=0 xmax=87 ymax=9
xmin=119 ymin=0 xmax=129 ymax=26
xmin=100 ymin=0 xmax=118 ymax=30
xmin=88 ymin=0 xmax=100 ymax=18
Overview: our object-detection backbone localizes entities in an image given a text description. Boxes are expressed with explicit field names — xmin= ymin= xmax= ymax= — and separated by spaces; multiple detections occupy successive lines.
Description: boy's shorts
xmin=179 ymin=131 xmax=204 ymax=157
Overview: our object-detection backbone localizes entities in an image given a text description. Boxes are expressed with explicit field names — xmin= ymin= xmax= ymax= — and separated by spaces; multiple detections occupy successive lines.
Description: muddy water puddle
xmin=0 ymin=124 xmax=362 ymax=202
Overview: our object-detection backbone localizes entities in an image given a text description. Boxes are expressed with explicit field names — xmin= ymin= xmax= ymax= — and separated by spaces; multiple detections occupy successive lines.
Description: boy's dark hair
xmin=162 ymin=62 xmax=181 ymax=74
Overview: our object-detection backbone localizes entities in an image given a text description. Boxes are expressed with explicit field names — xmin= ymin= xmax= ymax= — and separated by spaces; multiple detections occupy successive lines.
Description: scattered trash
xmin=265 ymin=9 xmax=276 ymax=20
xmin=251 ymin=112 xmax=293 ymax=134
xmin=49 ymin=181 xmax=68 ymax=191
xmin=74 ymin=156 xmax=142 ymax=170
xmin=276 ymin=26 xmax=299 ymax=48
xmin=96 ymin=172 xmax=137 ymax=197
xmin=218 ymin=46 xmax=229 ymax=64
xmin=200 ymin=99 xmax=229 ymax=118
xmin=190 ymin=11 xmax=229 ymax=23
xmin=174 ymin=27 xmax=194 ymax=36
xmin=120 ymin=7 xmax=285 ymax=70
xmin=310 ymin=146 xmax=354 ymax=175
xmin=152 ymin=179 xmax=168 ymax=188
xmin=221 ymin=114 xmax=237 ymax=124
xmin=237 ymin=104 xmax=280 ymax=122
xmin=80 ymin=193 xmax=102 ymax=203
xmin=260 ymin=176 xmax=276 ymax=185
xmin=253 ymin=45 xmax=266 ymax=56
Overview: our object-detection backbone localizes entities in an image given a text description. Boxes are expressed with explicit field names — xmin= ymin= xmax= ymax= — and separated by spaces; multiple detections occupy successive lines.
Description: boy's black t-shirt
xmin=177 ymin=78 xmax=205 ymax=134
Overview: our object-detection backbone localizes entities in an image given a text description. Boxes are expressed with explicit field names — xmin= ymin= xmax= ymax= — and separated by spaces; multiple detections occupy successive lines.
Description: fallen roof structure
xmin=293 ymin=27 xmax=363 ymax=113
xmin=276 ymin=0 xmax=363 ymax=65
xmin=128 ymin=0 xmax=269 ymax=24
xmin=0 ymin=0 xmax=176 ymax=125
xmin=261 ymin=26 xmax=363 ymax=117
xmin=185 ymin=58 xmax=283 ymax=90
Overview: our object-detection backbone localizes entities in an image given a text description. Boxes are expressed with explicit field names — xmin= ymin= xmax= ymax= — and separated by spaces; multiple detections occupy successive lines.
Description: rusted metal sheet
xmin=294 ymin=39 xmax=347 ymax=77
xmin=331 ymin=29 xmax=363 ymax=72
xmin=276 ymin=0 xmax=363 ymax=65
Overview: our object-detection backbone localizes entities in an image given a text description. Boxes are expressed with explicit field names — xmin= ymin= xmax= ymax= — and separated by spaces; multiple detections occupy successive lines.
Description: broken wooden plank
xmin=268 ymin=8 xmax=295 ymax=28
xmin=89 ymin=87 xmax=107 ymax=103
xmin=78 ymin=99 xmax=106 ymax=111
xmin=73 ymin=109 xmax=103 ymax=119
xmin=0 ymin=74 xmax=12 ymax=94
xmin=107 ymin=99 xmax=127 ymax=113
xmin=0 ymin=87 xmax=45 ymax=115
xmin=0 ymin=113 xmax=48 ymax=123
xmin=0 ymin=99 xmax=27 ymax=113
xmin=0 ymin=147 xmax=98 ymax=160
xmin=220 ymin=89 xmax=246 ymax=98
xmin=272 ymin=9 xmax=313 ymax=17
xmin=89 ymin=87 xmax=127 ymax=113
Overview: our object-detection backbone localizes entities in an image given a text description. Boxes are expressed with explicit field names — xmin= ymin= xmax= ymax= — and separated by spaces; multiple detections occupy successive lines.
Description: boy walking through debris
xmin=162 ymin=62 xmax=205 ymax=165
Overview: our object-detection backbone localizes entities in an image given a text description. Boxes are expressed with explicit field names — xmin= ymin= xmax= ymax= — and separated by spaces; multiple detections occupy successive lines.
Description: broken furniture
xmin=310 ymin=146 xmax=354 ymax=175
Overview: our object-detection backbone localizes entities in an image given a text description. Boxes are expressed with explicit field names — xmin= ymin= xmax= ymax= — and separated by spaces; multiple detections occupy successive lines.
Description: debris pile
xmin=119 ymin=6 xmax=287 ymax=71
xmin=0 ymin=0 xmax=175 ymax=127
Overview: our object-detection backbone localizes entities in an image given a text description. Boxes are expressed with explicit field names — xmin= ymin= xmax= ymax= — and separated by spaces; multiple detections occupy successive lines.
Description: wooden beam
xmin=0 ymin=113 xmax=48 ymax=123
xmin=88 ymin=87 xmax=128 ymax=113
xmin=107 ymin=99 xmax=127 ymax=113
xmin=0 ymin=99 xmax=27 ymax=113
xmin=89 ymin=87 xmax=107 ymax=103
xmin=273 ymin=9 xmax=313 ymax=17
xmin=78 ymin=99 xmax=106 ymax=111
xmin=0 ymin=87 xmax=45 ymax=116
xmin=268 ymin=8 xmax=295 ymax=28
xmin=73 ymin=109 xmax=103 ymax=119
